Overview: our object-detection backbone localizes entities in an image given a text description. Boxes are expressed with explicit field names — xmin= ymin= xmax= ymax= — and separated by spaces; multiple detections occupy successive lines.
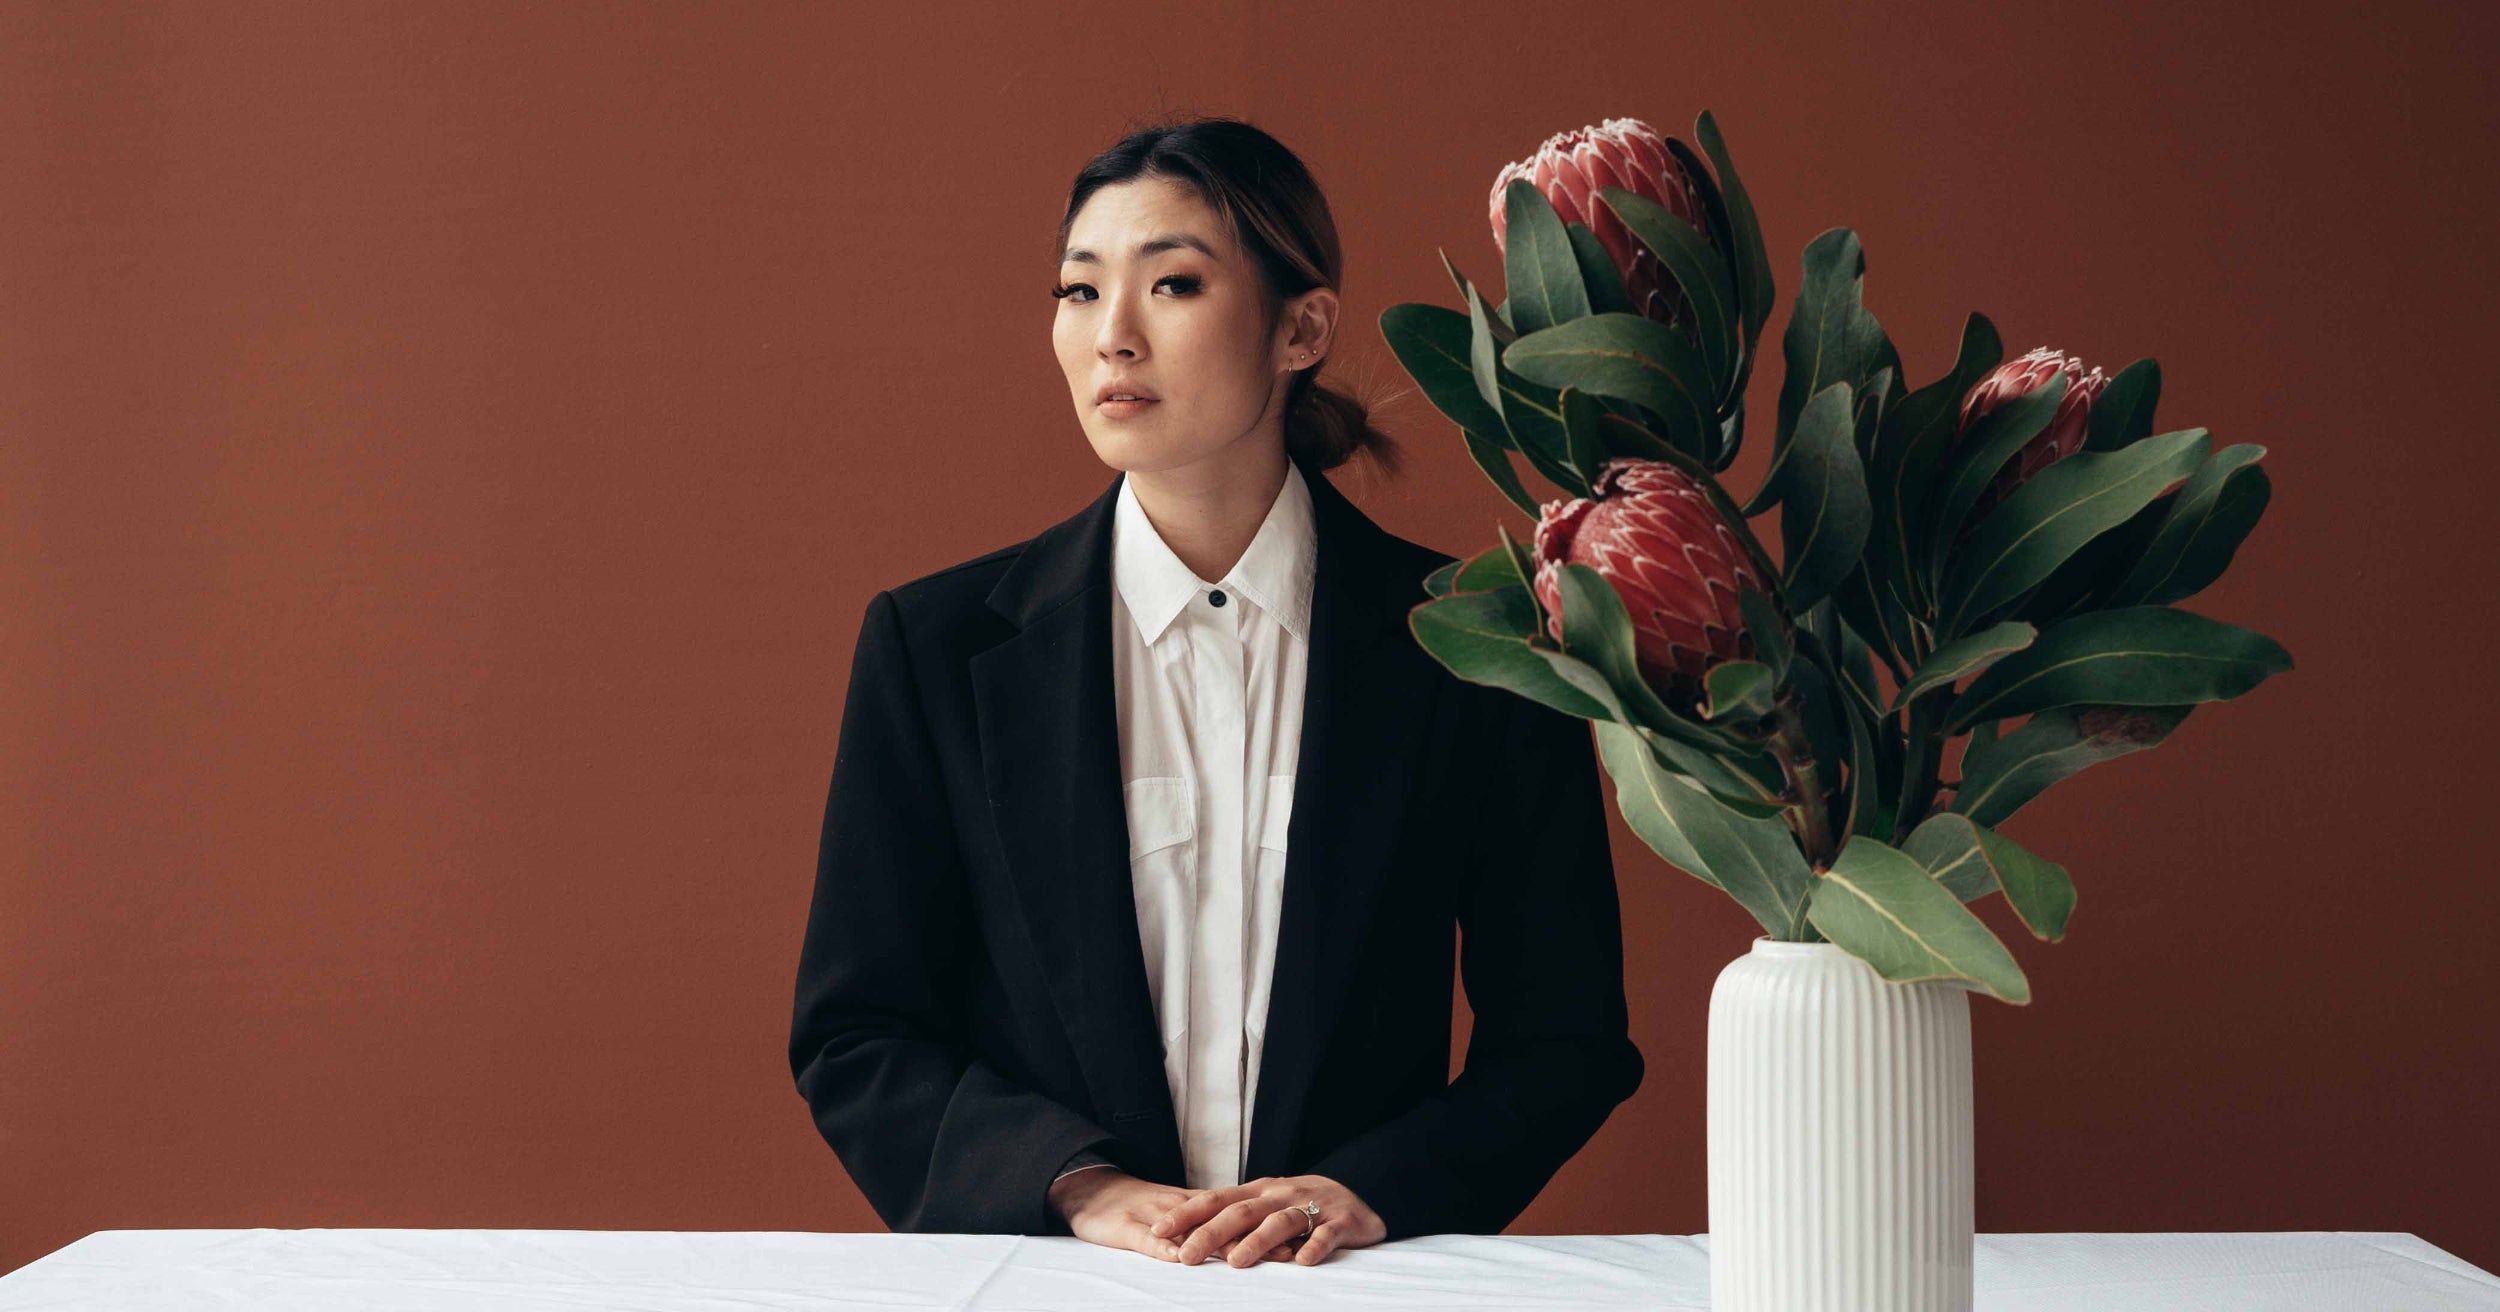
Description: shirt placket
xmin=1184 ymin=587 xmax=1248 ymax=1189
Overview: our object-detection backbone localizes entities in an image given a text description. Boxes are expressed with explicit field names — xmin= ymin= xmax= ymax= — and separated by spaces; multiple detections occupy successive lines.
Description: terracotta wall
xmin=6 ymin=0 xmax=2494 ymax=1275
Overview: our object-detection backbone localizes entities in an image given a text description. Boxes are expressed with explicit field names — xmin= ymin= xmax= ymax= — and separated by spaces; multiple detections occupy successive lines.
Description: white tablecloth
xmin=2 ymin=1229 xmax=2494 ymax=1309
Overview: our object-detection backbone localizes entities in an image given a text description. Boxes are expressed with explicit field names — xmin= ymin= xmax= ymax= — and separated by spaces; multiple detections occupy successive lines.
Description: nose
xmin=1095 ymin=286 xmax=1145 ymax=360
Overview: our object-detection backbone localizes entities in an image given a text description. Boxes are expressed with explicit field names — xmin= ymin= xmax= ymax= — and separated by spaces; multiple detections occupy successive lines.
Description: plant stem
xmin=1893 ymin=690 xmax=1953 ymax=839
xmin=1768 ymin=696 xmax=1838 ymax=873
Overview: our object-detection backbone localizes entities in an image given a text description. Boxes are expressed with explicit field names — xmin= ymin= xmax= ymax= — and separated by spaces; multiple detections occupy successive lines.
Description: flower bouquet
xmin=1384 ymin=114 xmax=2292 ymax=1005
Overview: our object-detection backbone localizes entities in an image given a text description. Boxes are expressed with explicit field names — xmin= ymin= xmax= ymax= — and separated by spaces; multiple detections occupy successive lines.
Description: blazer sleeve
xmin=1304 ymin=687 xmax=1645 ymax=1239
xmin=789 ymin=588 xmax=1125 ymax=1234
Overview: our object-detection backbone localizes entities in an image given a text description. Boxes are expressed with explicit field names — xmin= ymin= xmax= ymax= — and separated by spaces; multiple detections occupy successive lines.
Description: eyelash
xmin=1051 ymin=275 xmax=1202 ymax=302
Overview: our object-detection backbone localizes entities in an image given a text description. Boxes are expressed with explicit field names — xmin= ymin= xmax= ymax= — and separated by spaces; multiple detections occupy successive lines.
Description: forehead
xmin=1061 ymin=176 xmax=1232 ymax=264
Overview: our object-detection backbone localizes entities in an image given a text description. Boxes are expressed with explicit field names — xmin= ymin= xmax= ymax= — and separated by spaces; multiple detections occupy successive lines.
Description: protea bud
xmin=1957 ymin=346 xmax=2111 ymax=519
xmin=1489 ymin=117 xmax=1710 ymax=327
xmin=1531 ymin=458 xmax=1768 ymax=691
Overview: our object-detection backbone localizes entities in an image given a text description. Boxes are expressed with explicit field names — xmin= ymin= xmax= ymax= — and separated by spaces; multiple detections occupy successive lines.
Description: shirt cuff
xmin=1051 ymin=1147 xmax=1119 ymax=1184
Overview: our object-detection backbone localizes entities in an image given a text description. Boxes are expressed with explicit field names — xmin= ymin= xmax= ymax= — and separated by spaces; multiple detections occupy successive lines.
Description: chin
xmin=1084 ymin=424 xmax=1188 ymax=475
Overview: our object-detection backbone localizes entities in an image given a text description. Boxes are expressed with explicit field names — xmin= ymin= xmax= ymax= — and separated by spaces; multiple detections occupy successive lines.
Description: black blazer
xmin=789 ymin=449 xmax=1643 ymax=1239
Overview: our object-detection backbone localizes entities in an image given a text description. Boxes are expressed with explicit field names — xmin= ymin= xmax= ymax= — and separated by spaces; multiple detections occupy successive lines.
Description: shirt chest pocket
xmin=1245 ymin=773 xmax=1294 ymax=1053
xmin=1123 ymin=776 xmax=1196 ymax=1051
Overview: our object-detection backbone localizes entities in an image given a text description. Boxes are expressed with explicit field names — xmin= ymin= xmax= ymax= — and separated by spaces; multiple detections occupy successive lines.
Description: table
xmin=3 ymin=1229 xmax=2494 ymax=1309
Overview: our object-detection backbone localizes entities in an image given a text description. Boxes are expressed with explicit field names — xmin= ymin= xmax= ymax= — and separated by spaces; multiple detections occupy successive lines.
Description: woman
xmin=788 ymin=117 xmax=1642 ymax=1269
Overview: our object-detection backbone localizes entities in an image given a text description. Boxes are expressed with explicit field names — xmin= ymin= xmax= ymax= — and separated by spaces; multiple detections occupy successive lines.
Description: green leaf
xmin=1533 ymin=654 xmax=1789 ymax=830
xmin=1501 ymin=178 xmax=1592 ymax=336
xmin=1441 ymin=250 xmax=1515 ymax=344
xmin=2083 ymin=357 xmax=2160 ymax=453
xmin=1592 ymin=409 xmax=1684 ymax=463
xmin=1559 ymin=387 xmax=1613 ymax=489
xmin=1496 ymin=527 xmax=1546 ymax=644
xmin=1592 ymin=720 xmax=1713 ymax=887
xmin=1951 ymin=703 xmax=2191 ymax=828
xmin=1923 ymin=369 xmax=2068 ymax=580
xmin=1494 ymin=522 xmax=1540 ymax=594
xmin=1694 ymin=110 xmax=1776 ymax=347
xmin=1463 ymin=278 xmax=1582 ymax=498
xmin=1383 ymin=293 xmax=1541 ymax=518
xmin=1503 ymin=312 xmax=1716 ymax=462
xmin=1530 ymin=645 xmax=1631 ymax=720
xmin=2012 ymin=493 xmax=2169 ymax=624
xmin=1638 ymin=723 xmax=1789 ymax=814
xmin=1426 ymin=546 xmax=1527 ymax=598
xmin=1832 ymin=564 xmax=1914 ymax=681
xmin=1832 ymin=618 xmax=1888 ymax=726
xmin=1839 ymin=664 xmax=1882 ymax=840
xmin=1702 ymin=660 xmax=1777 ymax=721
xmin=1410 ymin=588 xmax=1611 ymax=721
xmin=1543 ymin=564 xmax=1792 ymax=815
xmin=1946 ymin=605 xmax=2293 ymax=732
xmin=1901 ymin=812 xmax=2000 ymax=902
xmin=1596 ymin=721 xmax=1812 ymax=937
xmin=1550 ymin=562 xmax=1689 ymax=735
xmin=1937 ymin=427 xmax=2211 ymax=635
xmin=1711 ymin=388 xmax=1749 ymax=469
xmin=1853 ymin=365 xmax=1893 ymax=463
xmin=2104 ymin=444 xmax=2272 ymax=608
xmin=1869 ymin=313 xmax=2001 ymax=615
xmin=1900 ymin=814 xmax=2075 ymax=940
xmin=1777 ymin=382 xmax=1873 ymax=614
xmin=1461 ymin=428 xmax=1539 ymax=518
xmin=1750 ymin=228 xmax=1886 ymax=515
xmin=1806 ymin=837 xmax=2032 ymax=1003
xmin=1894 ymin=621 xmax=2035 ymax=710
xmin=1565 ymin=222 xmax=1634 ymax=317
xmin=1739 ymin=587 xmax=1790 ymax=681
xmin=1380 ymin=302 xmax=1506 ymax=437
xmin=1784 ymin=632 xmax=1852 ymax=799
xmin=1595 ymin=185 xmax=1739 ymax=399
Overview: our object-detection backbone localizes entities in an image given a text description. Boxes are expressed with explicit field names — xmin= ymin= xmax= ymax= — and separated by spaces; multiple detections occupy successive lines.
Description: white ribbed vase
xmin=1706 ymin=938 xmax=1975 ymax=1312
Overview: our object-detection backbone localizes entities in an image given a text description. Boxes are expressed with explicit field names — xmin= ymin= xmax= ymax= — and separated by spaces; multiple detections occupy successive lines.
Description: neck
xmin=1126 ymin=441 xmax=1291 ymax=583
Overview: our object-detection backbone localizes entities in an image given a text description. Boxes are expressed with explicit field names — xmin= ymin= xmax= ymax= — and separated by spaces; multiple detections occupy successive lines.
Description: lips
xmin=1096 ymin=382 xmax=1161 ymax=405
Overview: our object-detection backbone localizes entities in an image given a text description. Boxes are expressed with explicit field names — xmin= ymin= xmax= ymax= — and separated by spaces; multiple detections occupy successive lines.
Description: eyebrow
xmin=1059 ymin=232 xmax=1219 ymax=267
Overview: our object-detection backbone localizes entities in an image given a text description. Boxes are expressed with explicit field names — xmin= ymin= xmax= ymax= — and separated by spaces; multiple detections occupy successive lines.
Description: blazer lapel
xmin=1242 ymin=457 xmax=1439 ymax=1181
xmin=972 ymin=453 xmax=1440 ymax=1189
xmin=971 ymin=471 xmax=1184 ymax=1181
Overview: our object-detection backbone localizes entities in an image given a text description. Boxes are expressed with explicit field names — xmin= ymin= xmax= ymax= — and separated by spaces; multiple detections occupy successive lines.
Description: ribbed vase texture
xmin=1707 ymin=939 xmax=1975 ymax=1312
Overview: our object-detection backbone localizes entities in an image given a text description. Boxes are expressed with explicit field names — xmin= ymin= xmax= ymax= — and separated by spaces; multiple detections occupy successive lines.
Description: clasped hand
xmin=1054 ymin=1169 xmax=1385 ymax=1266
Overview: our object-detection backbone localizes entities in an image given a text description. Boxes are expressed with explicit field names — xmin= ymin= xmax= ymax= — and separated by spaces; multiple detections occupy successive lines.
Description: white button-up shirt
xmin=1107 ymin=460 xmax=1315 ymax=1190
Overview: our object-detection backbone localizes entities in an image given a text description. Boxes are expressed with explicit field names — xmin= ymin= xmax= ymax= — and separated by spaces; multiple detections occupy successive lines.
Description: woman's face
xmin=1052 ymin=176 xmax=1329 ymax=480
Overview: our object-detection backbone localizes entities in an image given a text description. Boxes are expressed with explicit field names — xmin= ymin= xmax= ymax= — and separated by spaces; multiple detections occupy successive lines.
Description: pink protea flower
xmin=1489 ymin=117 xmax=1710 ymax=327
xmin=1532 ymin=458 xmax=1767 ymax=690
xmin=1957 ymin=346 xmax=2111 ymax=519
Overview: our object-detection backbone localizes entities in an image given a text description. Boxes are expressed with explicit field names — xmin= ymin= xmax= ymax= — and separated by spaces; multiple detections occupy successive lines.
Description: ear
xmin=1276 ymin=286 xmax=1342 ymax=370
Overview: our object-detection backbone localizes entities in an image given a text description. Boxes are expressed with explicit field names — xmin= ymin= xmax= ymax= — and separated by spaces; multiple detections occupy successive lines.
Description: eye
xmin=1050 ymin=275 xmax=1202 ymax=302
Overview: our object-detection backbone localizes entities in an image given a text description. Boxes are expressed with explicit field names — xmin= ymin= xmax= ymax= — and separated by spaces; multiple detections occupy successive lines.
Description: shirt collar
xmin=1111 ymin=459 xmax=1317 ymax=646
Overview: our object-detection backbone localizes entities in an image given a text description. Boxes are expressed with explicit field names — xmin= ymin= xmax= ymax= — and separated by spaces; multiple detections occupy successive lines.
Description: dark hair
xmin=1054 ymin=116 xmax=1404 ymax=479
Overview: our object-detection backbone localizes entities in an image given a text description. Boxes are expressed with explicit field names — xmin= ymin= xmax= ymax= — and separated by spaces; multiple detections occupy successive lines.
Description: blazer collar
xmin=970 ymin=448 xmax=1440 ymax=1185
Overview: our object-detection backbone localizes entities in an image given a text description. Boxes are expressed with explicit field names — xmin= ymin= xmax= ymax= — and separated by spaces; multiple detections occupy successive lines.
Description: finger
xmin=1129 ymin=1225 xmax=1183 ymax=1263
xmin=1227 ymin=1208 xmax=1306 ymax=1268
xmin=1150 ymin=1186 xmax=1237 ymax=1241
xmin=1294 ymin=1221 xmax=1340 ymax=1265
xmin=1178 ymin=1199 xmax=1268 ymax=1265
